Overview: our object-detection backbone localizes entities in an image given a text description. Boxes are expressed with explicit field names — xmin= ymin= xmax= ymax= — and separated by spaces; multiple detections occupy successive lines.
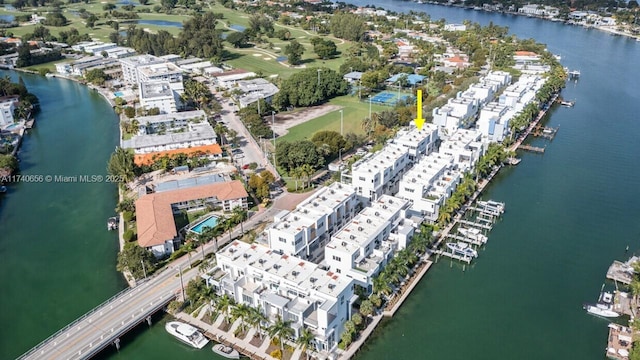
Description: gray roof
xmin=155 ymin=173 xmax=227 ymax=192
xmin=263 ymin=292 xmax=290 ymax=308
xmin=136 ymin=110 xmax=206 ymax=125
xmin=122 ymin=123 xmax=216 ymax=150
xmin=343 ymin=71 xmax=363 ymax=80
xmin=140 ymin=81 xmax=173 ymax=100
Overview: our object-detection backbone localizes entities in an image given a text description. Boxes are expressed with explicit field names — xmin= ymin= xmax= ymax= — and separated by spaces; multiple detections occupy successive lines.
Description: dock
xmin=458 ymin=219 xmax=493 ymax=231
xmin=433 ymin=249 xmax=473 ymax=264
xmin=606 ymin=259 xmax=636 ymax=285
xmin=612 ymin=291 xmax=634 ymax=317
xmin=568 ymin=69 xmax=581 ymax=80
xmin=531 ymin=126 xmax=558 ymax=140
xmin=518 ymin=144 xmax=545 ymax=153
xmin=606 ymin=323 xmax=633 ymax=360
xmin=447 ymin=233 xmax=484 ymax=246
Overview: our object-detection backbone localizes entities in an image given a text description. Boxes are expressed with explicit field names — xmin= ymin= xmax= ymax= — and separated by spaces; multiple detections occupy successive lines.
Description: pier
xmin=606 ymin=257 xmax=638 ymax=285
xmin=518 ymin=144 xmax=545 ymax=153
xmin=606 ymin=323 xmax=633 ymax=360
xmin=433 ymin=249 xmax=473 ymax=264
xmin=531 ymin=125 xmax=558 ymax=140
xmin=447 ymin=233 xmax=484 ymax=246
xmin=568 ymin=69 xmax=581 ymax=80
xmin=457 ymin=219 xmax=493 ymax=231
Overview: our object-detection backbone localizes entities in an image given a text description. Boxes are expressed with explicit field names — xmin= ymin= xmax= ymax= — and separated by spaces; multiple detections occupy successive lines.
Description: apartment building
xmin=476 ymin=102 xmax=513 ymax=143
xmin=135 ymin=110 xmax=207 ymax=135
xmin=212 ymin=241 xmax=354 ymax=353
xmin=0 ymin=96 xmax=18 ymax=127
xmin=438 ymin=129 xmax=485 ymax=171
xmin=139 ymin=81 xmax=178 ymax=114
xmin=397 ymin=153 xmax=461 ymax=222
xmin=266 ymin=182 xmax=358 ymax=262
xmin=120 ymin=54 xmax=165 ymax=84
xmin=390 ymin=124 xmax=439 ymax=162
xmin=349 ymin=144 xmax=411 ymax=204
xmin=324 ymin=195 xmax=417 ymax=291
xmin=432 ymin=95 xmax=480 ymax=138
xmin=122 ymin=122 xmax=217 ymax=154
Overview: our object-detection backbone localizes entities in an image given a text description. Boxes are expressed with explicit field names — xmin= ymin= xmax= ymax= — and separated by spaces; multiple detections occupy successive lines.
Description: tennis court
xmin=370 ymin=91 xmax=416 ymax=106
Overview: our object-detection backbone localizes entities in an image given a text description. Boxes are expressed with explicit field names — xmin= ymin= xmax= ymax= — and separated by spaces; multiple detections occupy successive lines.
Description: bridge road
xmin=21 ymin=264 xmax=201 ymax=360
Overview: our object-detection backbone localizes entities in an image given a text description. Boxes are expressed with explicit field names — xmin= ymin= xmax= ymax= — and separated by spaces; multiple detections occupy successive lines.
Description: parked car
xmin=242 ymin=164 xmax=250 ymax=170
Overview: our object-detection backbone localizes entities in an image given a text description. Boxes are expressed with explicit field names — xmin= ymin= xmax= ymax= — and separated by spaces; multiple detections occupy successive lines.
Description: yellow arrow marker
xmin=414 ymin=89 xmax=425 ymax=130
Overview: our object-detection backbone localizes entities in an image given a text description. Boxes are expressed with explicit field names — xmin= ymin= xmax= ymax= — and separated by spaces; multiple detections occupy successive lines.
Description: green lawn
xmin=25 ymin=58 xmax=70 ymax=73
xmin=277 ymin=95 xmax=388 ymax=143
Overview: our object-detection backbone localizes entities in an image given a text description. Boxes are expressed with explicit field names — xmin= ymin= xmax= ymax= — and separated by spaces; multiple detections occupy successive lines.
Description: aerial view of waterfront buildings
xmin=2 ymin=0 xmax=640 ymax=359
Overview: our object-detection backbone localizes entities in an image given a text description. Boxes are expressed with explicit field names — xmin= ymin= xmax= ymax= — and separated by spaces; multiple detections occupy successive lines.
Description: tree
xmin=330 ymin=12 xmax=366 ymax=41
xmin=275 ymin=140 xmax=325 ymax=173
xmin=86 ymin=14 xmax=98 ymax=28
xmin=116 ymin=243 xmax=156 ymax=280
xmin=313 ymin=39 xmax=337 ymax=60
xmin=310 ymin=130 xmax=346 ymax=157
xmin=273 ymin=68 xmax=348 ymax=109
xmin=0 ymin=154 xmax=18 ymax=172
xmin=232 ymin=206 xmax=247 ymax=234
xmin=115 ymin=196 xmax=135 ymax=213
xmin=32 ymin=25 xmax=51 ymax=42
xmin=226 ymin=31 xmax=247 ymax=48
xmin=107 ymin=147 xmax=135 ymax=183
xmin=247 ymin=306 xmax=267 ymax=340
xmin=231 ymin=303 xmax=251 ymax=334
xmin=268 ymin=316 xmax=294 ymax=354
xmin=284 ymin=40 xmax=305 ymax=66
xmin=296 ymin=327 xmax=315 ymax=360
xmin=215 ymin=294 xmax=234 ymax=325
xmin=360 ymin=300 xmax=374 ymax=317
xmin=84 ymin=68 xmax=107 ymax=85
xmin=123 ymin=106 xmax=136 ymax=119
xmin=43 ymin=13 xmax=68 ymax=27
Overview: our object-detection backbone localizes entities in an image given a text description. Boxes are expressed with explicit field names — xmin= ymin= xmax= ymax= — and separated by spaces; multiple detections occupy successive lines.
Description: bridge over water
xmin=18 ymin=264 xmax=200 ymax=360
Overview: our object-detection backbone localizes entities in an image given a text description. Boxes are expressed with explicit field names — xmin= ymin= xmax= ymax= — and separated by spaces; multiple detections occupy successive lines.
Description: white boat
xmin=446 ymin=242 xmax=478 ymax=258
xmin=212 ymin=344 xmax=240 ymax=359
xmin=584 ymin=303 xmax=619 ymax=318
xmin=458 ymin=227 xmax=488 ymax=244
xmin=165 ymin=321 xmax=209 ymax=349
xmin=584 ymin=291 xmax=619 ymax=318
xmin=476 ymin=200 xmax=505 ymax=214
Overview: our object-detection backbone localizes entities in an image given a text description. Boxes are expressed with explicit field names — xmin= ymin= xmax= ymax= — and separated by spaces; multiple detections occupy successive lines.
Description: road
xmin=214 ymin=94 xmax=279 ymax=180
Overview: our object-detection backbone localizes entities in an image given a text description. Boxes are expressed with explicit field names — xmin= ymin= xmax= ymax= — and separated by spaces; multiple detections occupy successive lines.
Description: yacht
xmin=165 ymin=321 xmax=210 ymax=349
xmin=212 ymin=344 xmax=240 ymax=359
xmin=446 ymin=242 xmax=478 ymax=258
xmin=458 ymin=227 xmax=488 ymax=244
xmin=584 ymin=291 xmax=620 ymax=318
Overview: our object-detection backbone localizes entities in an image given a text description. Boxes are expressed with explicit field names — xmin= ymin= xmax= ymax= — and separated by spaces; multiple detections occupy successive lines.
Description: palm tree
xmin=231 ymin=303 xmax=251 ymax=334
xmin=268 ymin=316 xmax=294 ymax=355
xmin=296 ymin=327 xmax=315 ymax=360
xmin=221 ymin=217 xmax=234 ymax=243
xmin=215 ymin=294 xmax=234 ymax=326
xmin=372 ymin=275 xmax=392 ymax=296
xmin=232 ymin=206 xmax=247 ymax=235
xmin=299 ymin=164 xmax=315 ymax=189
xmin=359 ymin=299 xmax=374 ymax=317
xmin=247 ymin=306 xmax=267 ymax=340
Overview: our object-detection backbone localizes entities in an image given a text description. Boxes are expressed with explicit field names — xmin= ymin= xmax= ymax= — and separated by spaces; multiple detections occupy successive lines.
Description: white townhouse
xmin=266 ymin=182 xmax=359 ymax=262
xmin=484 ymin=71 xmax=512 ymax=88
xmin=432 ymin=95 xmax=480 ymax=138
xmin=476 ymin=102 xmax=513 ymax=143
xmin=498 ymin=75 xmax=545 ymax=112
xmin=0 ymin=96 xmax=18 ymax=126
xmin=135 ymin=110 xmax=207 ymax=135
xmin=389 ymin=124 xmax=439 ymax=162
xmin=211 ymin=241 xmax=355 ymax=353
xmin=139 ymin=81 xmax=179 ymax=114
xmin=122 ymin=122 xmax=217 ymax=154
xmin=438 ymin=129 xmax=485 ymax=171
xmin=397 ymin=153 xmax=461 ymax=222
xmin=324 ymin=195 xmax=418 ymax=291
xmin=349 ymin=144 xmax=411 ymax=204
xmin=120 ymin=54 xmax=166 ymax=84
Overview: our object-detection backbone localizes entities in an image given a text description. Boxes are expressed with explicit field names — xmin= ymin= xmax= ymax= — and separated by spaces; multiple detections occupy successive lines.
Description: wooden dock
xmin=605 ymin=323 xmax=633 ymax=360
xmin=606 ymin=260 xmax=635 ymax=285
xmin=518 ymin=144 xmax=545 ymax=153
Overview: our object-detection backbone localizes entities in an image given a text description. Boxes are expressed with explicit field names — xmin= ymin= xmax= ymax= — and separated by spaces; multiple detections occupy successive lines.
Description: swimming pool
xmin=189 ymin=215 xmax=219 ymax=234
xmin=113 ymin=91 xmax=124 ymax=97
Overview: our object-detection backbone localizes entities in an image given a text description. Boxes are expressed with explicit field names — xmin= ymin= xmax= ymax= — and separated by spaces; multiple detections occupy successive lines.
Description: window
xmin=358 ymin=176 xmax=366 ymax=181
xmin=340 ymin=296 xmax=344 ymax=305
xmin=279 ymin=237 xmax=287 ymax=243
xmin=336 ymin=268 xmax=341 ymax=273
xmin=332 ymin=255 xmax=341 ymax=262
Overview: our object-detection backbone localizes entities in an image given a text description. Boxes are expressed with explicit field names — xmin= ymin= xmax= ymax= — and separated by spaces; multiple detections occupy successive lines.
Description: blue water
xmin=113 ymin=91 xmax=124 ymax=97
xmin=0 ymin=14 xmax=15 ymax=22
xmin=229 ymin=24 xmax=246 ymax=32
xmin=136 ymin=20 xmax=183 ymax=28
xmin=189 ymin=215 xmax=218 ymax=234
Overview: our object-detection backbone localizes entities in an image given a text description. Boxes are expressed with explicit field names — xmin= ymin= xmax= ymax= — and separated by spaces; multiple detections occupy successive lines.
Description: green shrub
xmin=270 ymin=349 xmax=282 ymax=359
xmin=123 ymin=229 xmax=135 ymax=242
xmin=123 ymin=211 xmax=134 ymax=222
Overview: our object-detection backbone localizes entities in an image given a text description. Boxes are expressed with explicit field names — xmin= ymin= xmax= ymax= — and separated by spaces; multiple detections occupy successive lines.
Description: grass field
xmin=277 ymin=95 xmax=387 ymax=143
